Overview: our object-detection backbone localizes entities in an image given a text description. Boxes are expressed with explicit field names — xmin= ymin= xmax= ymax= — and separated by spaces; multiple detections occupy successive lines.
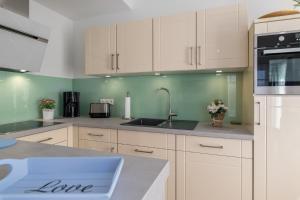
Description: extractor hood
xmin=0 ymin=4 xmax=50 ymax=73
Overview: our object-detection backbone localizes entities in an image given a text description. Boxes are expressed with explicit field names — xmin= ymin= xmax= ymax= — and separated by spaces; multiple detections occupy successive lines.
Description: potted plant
xmin=207 ymin=99 xmax=228 ymax=127
xmin=40 ymin=98 xmax=56 ymax=121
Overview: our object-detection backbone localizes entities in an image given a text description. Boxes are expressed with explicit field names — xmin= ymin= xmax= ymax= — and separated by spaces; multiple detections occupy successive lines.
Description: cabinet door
xmin=196 ymin=11 xmax=206 ymax=69
xmin=85 ymin=25 xmax=116 ymax=75
xmin=254 ymin=95 xmax=267 ymax=200
xmin=117 ymin=19 xmax=153 ymax=73
xmin=154 ymin=12 xmax=197 ymax=71
xmin=79 ymin=139 xmax=117 ymax=153
xmin=267 ymin=18 xmax=300 ymax=33
xmin=205 ymin=4 xmax=248 ymax=69
xmin=17 ymin=128 xmax=68 ymax=145
xmin=118 ymin=144 xmax=176 ymax=200
xmin=186 ymin=152 xmax=241 ymax=200
xmin=266 ymin=96 xmax=300 ymax=200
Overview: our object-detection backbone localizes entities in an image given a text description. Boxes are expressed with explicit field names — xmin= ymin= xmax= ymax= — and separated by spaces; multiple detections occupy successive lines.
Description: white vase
xmin=42 ymin=109 xmax=54 ymax=121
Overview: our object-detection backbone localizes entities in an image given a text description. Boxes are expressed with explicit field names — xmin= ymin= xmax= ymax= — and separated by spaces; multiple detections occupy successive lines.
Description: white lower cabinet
xmin=17 ymin=127 xmax=69 ymax=147
xmin=186 ymin=152 xmax=241 ymax=200
xmin=79 ymin=140 xmax=117 ymax=153
xmin=78 ymin=127 xmax=117 ymax=153
xmin=118 ymin=130 xmax=176 ymax=200
xmin=177 ymin=135 xmax=253 ymax=200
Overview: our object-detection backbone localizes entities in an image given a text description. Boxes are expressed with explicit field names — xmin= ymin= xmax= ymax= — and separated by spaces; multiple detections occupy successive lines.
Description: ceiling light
xmin=20 ymin=69 xmax=27 ymax=73
xmin=154 ymin=73 xmax=160 ymax=76
xmin=216 ymin=70 xmax=222 ymax=73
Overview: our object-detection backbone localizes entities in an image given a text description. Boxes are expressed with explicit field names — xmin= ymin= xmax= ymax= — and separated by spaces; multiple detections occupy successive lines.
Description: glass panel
xmin=269 ymin=59 xmax=287 ymax=86
xmin=257 ymin=52 xmax=300 ymax=86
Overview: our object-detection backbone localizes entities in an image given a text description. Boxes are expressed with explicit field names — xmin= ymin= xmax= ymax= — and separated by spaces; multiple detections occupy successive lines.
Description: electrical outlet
xmin=100 ymin=99 xmax=114 ymax=105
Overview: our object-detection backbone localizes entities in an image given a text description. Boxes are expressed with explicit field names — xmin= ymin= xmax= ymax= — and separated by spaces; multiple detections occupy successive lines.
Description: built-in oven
xmin=255 ymin=31 xmax=300 ymax=94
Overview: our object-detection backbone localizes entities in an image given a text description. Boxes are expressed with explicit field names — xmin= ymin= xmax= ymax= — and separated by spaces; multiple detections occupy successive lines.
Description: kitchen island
xmin=0 ymin=141 xmax=169 ymax=200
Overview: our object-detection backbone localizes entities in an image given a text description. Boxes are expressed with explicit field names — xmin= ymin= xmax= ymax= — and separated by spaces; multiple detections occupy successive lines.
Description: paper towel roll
xmin=125 ymin=96 xmax=131 ymax=119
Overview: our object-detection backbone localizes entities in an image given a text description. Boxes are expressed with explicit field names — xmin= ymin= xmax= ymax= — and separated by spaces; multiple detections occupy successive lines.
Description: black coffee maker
xmin=63 ymin=92 xmax=80 ymax=117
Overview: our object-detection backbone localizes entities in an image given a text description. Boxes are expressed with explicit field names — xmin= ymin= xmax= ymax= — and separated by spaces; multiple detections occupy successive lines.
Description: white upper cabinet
xmin=85 ymin=25 xmax=116 ymax=75
xmin=117 ymin=19 xmax=153 ymax=73
xmin=205 ymin=3 xmax=248 ymax=69
xmin=85 ymin=3 xmax=248 ymax=75
xmin=153 ymin=12 xmax=197 ymax=71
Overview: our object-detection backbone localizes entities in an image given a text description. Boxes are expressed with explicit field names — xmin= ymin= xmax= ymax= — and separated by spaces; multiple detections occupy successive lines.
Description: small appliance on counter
xmin=63 ymin=92 xmax=80 ymax=118
xmin=89 ymin=103 xmax=111 ymax=118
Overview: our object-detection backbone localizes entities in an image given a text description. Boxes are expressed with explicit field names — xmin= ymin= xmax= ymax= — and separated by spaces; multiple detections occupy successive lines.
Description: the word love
xmin=25 ymin=179 xmax=94 ymax=193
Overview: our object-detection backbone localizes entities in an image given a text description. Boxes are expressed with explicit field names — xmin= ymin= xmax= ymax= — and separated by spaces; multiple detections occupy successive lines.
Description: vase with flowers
xmin=40 ymin=98 xmax=56 ymax=121
xmin=207 ymin=99 xmax=228 ymax=127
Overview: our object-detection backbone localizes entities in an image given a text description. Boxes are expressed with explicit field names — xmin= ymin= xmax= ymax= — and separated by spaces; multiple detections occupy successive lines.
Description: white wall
xmin=29 ymin=0 xmax=74 ymax=78
xmin=72 ymin=0 xmax=296 ymax=77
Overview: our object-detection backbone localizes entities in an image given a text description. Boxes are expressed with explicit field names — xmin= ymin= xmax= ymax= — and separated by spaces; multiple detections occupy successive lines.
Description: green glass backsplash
xmin=0 ymin=71 xmax=243 ymax=124
xmin=0 ymin=71 xmax=73 ymax=125
xmin=73 ymin=73 xmax=243 ymax=123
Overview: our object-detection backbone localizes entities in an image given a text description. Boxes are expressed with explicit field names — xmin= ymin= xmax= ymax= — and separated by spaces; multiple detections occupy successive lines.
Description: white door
xmin=266 ymin=96 xmax=300 ymax=200
xmin=116 ymin=19 xmax=153 ymax=73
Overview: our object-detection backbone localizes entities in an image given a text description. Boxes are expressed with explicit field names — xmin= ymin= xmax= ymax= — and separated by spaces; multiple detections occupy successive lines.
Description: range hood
xmin=0 ymin=4 xmax=50 ymax=73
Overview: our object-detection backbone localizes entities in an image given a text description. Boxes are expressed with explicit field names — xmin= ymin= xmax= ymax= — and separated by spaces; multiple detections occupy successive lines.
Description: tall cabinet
xmin=254 ymin=96 xmax=300 ymax=200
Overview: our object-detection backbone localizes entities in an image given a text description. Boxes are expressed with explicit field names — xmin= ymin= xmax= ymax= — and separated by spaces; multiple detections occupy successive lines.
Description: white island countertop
xmin=0 ymin=141 xmax=169 ymax=200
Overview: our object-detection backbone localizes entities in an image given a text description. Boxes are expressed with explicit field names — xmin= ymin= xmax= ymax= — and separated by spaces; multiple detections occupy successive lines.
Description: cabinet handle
xmin=199 ymin=144 xmax=224 ymax=149
xmin=189 ymin=47 xmax=193 ymax=65
xmin=255 ymin=102 xmax=261 ymax=125
xmin=134 ymin=149 xmax=154 ymax=154
xmin=88 ymin=133 xmax=104 ymax=137
xmin=37 ymin=137 xmax=53 ymax=143
xmin=111 ymin=54 xmax=115 ymax=70
xmin=111 ymin=147 xmax=115 ymax=152
xmin=197 ymin=46 xmax=201 ymax=65
xmin=116 ymin=53 xmax=120 ymax=70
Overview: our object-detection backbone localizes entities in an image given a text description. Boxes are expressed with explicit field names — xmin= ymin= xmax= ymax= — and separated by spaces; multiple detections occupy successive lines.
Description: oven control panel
xmin=257 ymin=32 xmax=300 ymax=49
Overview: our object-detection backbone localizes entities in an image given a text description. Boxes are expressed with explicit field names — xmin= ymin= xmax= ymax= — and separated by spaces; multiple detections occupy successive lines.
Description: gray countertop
xmin=57 ymin=117 xmax=253 ymax=140
xmin=0 ymin=141 xmax=169 ymax=200
xmin=0 ymin=117 xmax=253 ymax=140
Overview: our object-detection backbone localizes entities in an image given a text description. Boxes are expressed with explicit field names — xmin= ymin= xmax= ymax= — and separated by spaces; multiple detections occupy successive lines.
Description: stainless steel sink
xmin=121 ymin=118 xmax=198 ymax=130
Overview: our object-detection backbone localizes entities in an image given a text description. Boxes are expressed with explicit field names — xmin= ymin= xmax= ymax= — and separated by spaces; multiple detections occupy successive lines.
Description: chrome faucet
xmin=157 ymin=87 xmax=177 ymax=122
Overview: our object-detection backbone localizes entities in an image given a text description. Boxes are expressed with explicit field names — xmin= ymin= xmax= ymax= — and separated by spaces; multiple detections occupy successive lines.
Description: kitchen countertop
xmin=0 ymin=141 xmax=169 ymax=200
xmin=0 ymin=117 xmax=253 ymax=140
xmin=56 ymin=117 xmax=253 ymax=140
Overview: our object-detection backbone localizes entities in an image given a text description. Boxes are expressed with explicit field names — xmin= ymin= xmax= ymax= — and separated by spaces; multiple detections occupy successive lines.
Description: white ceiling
xmin=34 ymin=0 xmax=134 ymax=20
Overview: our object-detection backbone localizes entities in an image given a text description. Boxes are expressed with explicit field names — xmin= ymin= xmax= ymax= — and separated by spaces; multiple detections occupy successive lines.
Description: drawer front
xmin=118 ymin=130 xmax=168 ymax=149
xmin=79 ymin=140 xmax=117 ymax=153
xmin=186 ymin=136 xmax=242 ymax=157
xmin=55 ymin=141 xmax=68 ymax=147
xmin=118 ymin=144 xmax=168 ymax=159
xmin=79 ymin=127 xmax=116 ymax=143
xmin=18 ymin=128 xmax=68 ymax=145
